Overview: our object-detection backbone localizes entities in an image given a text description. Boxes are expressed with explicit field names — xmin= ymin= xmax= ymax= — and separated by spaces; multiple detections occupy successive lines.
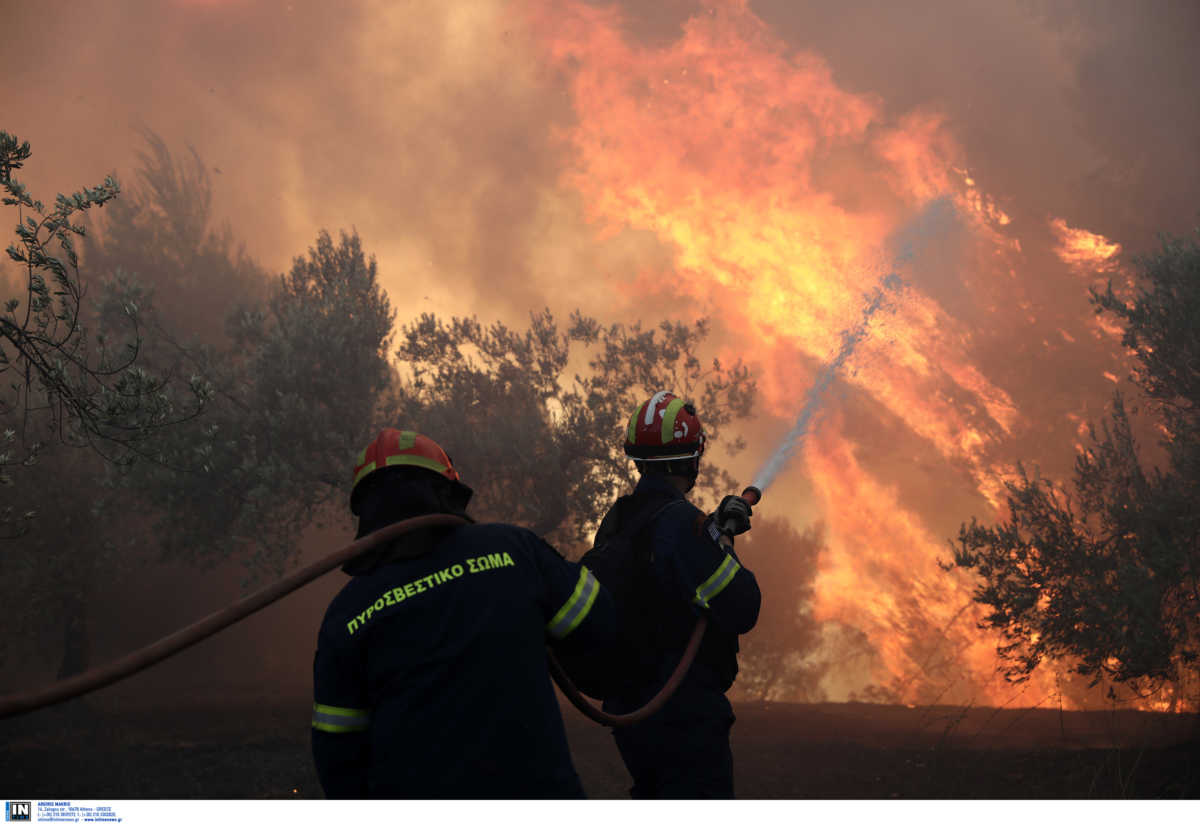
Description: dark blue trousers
xmin=611 ymin=712 xmax=735 ymax=799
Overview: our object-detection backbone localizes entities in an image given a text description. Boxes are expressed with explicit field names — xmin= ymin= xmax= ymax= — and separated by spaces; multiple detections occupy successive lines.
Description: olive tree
xmin=951 ymin=230 xmax=1200 ymax=707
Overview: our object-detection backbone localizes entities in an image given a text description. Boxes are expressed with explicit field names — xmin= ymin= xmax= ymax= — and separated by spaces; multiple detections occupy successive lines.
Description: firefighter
xmin=311 ymin=429 xmax=615 ymax=799
xmin=596 ymin=391 xmax=760 ymax=799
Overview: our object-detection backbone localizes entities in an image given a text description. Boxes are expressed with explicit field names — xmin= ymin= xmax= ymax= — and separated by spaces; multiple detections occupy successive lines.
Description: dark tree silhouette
xmin=128 ymin=228 xmax=395 ymax=580
xmin=0 ymin=131 xmax=211 ymax=482
xmin=952 ymin=229 xmax=1200 ymax=707
xmin=390 ymin=309 xmax=757 ymax=551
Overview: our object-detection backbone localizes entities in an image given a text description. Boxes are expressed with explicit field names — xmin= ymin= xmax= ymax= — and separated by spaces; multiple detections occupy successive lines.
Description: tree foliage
xmin=0 ymin=131 xmax=211 ymax=480
xmin=84 ymin=130 xmax=267 ymax=344
xmin=3 ymin=131 xmax=399 ymax=685
xmin=952 ymin=230 xmax=1200 ymax=701
xmin=129 ymin=228 xmax=395 ymax=578
xmin=0 ymin=131 xmax=232 ymax=680
xmin=391 ymin=310 xmax=756 ymax=550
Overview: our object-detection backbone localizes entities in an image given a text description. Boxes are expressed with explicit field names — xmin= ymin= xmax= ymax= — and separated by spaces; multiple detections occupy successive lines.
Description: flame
xmin=1048 ymin=218 xmax=1138 ymax=355
xmin=526 ymin=0 xmax=1167 ymax=708
xmin=805 ymin=416 xmax=1061 ymax=705
xmin=1050 ymin=217 xmax=1121 ymax=272
xmin=529 ymin=0 xmax=1017 ymax=456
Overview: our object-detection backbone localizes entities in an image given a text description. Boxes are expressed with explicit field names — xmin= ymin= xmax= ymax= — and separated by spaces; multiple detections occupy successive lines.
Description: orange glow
xmin=526 ymin=0 xmax=1172 ymax=708
xmin=806 ymin=416 xmax=1062 ymax=705
xmin=1050 ymin=217 xmax=1121 ymax=273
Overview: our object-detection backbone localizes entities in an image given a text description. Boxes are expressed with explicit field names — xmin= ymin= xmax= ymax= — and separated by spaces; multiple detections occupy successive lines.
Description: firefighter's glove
xmin=715 ymin=495 xmax=753 ymax=537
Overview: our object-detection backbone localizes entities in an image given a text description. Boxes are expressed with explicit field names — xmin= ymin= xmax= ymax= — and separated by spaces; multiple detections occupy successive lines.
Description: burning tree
xmin=951 ymin=229 xmax=1200 ymax=707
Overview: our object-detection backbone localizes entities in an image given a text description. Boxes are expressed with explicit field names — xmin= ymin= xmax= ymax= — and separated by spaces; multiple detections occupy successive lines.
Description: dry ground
xmin=2 ymin=697 xmax=1197 ymax=799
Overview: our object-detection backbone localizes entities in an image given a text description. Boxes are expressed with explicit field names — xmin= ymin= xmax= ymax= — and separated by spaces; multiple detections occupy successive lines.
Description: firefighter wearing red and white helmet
xmin=312 ymin=428 xmax=616 ymax=798
xmin=624 ymin=390 xmax=706 ymax=458
xmin=597 ymin=393 xmax=760 ymax=799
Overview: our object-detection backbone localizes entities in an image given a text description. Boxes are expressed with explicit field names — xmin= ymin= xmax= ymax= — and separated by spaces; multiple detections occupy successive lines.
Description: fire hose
xmin=547 ymin=485 xmax=760 ymax=726
xmin=0 ymin=513 xmax=465 ymax=721
xmin=0 ymin=486 xmax=760 ymax=726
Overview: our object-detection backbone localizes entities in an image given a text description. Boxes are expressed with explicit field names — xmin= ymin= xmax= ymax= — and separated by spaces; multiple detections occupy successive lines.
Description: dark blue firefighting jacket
xmin=598 ymin=473 xmax=761 ymax=721
xmin=311 ymin=521 xmax=615 ymax=799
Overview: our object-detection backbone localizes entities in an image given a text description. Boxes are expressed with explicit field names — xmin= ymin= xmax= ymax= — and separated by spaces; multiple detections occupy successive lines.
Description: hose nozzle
xmin=720 ymin=485 xmax=762 ymax=536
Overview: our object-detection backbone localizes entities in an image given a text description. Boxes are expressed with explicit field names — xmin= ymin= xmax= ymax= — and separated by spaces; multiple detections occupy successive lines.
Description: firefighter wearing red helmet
xmin=311 ymin=429 xmax=616 ymax=798
xmin=597 ymin=392 xmax=760 ymax=798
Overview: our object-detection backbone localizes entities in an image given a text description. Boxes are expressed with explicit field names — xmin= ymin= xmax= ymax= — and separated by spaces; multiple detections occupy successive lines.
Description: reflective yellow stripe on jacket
xmin=312 ymin=702 xmax=370 ymax=733
xmin=546 ymin=568 xmax=600 ymax=640
xmin=693 ymin=553 xmax=741 ymax=608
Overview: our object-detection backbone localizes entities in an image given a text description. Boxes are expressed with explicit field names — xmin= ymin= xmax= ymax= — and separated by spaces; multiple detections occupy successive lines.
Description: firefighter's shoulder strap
xmin=595 ymin=491 xmax=683 ymax=552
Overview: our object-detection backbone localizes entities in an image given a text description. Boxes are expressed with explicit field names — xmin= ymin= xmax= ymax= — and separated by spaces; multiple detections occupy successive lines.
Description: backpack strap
xmin=614 ymin=496 xmax=693 ymax=671
xmin=609 ymin=495 xmax=687 ymax=550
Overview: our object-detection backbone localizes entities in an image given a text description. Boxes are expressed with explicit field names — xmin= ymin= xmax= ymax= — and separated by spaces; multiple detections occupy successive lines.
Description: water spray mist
xmin=721 ymin=272 xmax=903 ymax=526
xmin=751 ymin=271 xmax=904 ymax=494
xmin=724 ymin=197 xmax=956 ymax=522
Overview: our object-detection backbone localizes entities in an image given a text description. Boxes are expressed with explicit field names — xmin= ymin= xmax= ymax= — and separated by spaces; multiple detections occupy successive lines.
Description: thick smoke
xmin=753 ymin=0 xmax=1200 ymax=247
xmin=3 ymin=0 xmax=1196 ymax=708
xmin=5 ymin=0 xmax=673 ymax=328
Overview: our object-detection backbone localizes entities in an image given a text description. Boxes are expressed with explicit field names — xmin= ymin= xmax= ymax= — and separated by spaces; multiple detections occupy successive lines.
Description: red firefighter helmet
xmin=351 ymin=429 xmax=460 ymax=511
xmin=623 ymin=391 xmax=706 ymax=461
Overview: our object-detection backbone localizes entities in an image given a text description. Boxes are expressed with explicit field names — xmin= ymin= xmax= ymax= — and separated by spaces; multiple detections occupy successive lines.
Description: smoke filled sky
xmin=6 ymin=0 xmax=1199 ymax=706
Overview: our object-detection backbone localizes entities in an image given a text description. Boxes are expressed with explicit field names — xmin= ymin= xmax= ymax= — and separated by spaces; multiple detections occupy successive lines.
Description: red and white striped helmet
xmin=623 ymin=391 xmax=706 ymax=461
